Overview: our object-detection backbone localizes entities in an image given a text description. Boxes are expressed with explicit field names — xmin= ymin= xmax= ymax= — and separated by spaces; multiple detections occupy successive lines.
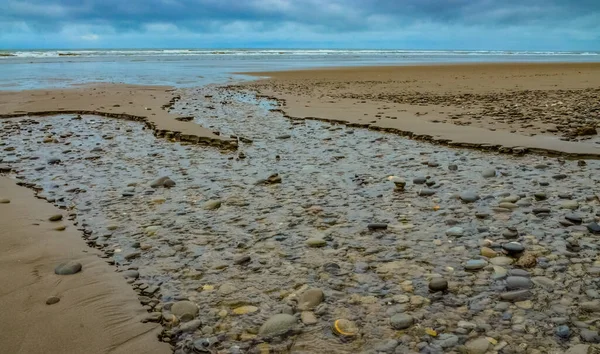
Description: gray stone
xmin=374 ymin=339 xmax=399 ymax=353
xmin=54 ymin=261 xmax=82 ymax=275
xmin=150 ymin=176 xmax=170 ymax=188
xmin=124 ymin=251 xmax=141 ymax=260
xmin=460 ymin=192 xmax=480 ymax=203
xmin=259 ymin=314 xmax=298 ymax=336
xmin=580 ymin=329 xmax=600 ymax=343
xmin=465 ymin=259 xmax=487 ymax=271
xmin=566 ymin=344 xmax=590 ymax=354
xmin=532 ymin=276 xmax=555 ymax=290
xmin=465 ymin=337 xmax=491 ymax=354
xmin=428 ymin=278 xmax=448 ymax=292
xmin=506 ymin=276 xmax=532 ymax=290
xmin=305 ymin=238 xmax=326 ymax=247
xmin=482 ymin=168 xmax=496 ymax=178
xmin=390 ymin=313 xmax=414 ymax=330
xmin=556 ymin=325 xmax=571 ymax=339
xmin=297 ymin=288 xmax=324 ymax=311
xmin=500 ymin=290 xmax=531 ymax=302
xmin=122 ymin=270 xmax=139 ymax=279
xmin=581 ymin=301 xmax=600 ymax=312
xmin=435 ymin=334 xmax=459 ymax=349
xmin=180 ymin=319 xmax=202 ymax=333
xmin=417 ymin=189 xmax=436 ymax=196
xmin=203 ymin=199 xmax=222 ymax=210
xmin=446 ymin=227 xmax=464 ymax=237
xmin=171 ymin=300 xmax=199 ymax=321
xmin=502 ymin=242 xmax=524 ymax=254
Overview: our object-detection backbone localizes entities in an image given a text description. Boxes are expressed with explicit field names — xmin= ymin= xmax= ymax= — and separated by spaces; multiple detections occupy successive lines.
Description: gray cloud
xmin=0 ymin=0 xmax=599 ymax=48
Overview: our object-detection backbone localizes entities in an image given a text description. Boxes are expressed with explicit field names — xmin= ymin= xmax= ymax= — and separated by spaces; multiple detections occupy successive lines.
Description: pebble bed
xmin=1 ymin=86 xmax=600 ymax=354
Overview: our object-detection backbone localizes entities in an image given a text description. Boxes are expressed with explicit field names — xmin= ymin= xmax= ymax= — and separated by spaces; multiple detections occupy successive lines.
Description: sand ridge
xmin=237 ymin=62 xmax=600 ymax=158
xmin=0 ymin=83 xmax=238 ymax=150
xmin=0 ymin=177 xmax=171 ymax=354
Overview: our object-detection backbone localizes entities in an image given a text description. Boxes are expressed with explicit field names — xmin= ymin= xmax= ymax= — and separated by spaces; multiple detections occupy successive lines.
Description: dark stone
xmin=54 ymin=261 xmax=82 ymax=275
xmin=565 ymin=214 xmax=583 ymax=225
xmin=587 ymin=222 xmax=600 ymax=234
xmin=500 ymin=290 xmax=531 ymax=302
xmin=368 ymin=223 xmax=388 ymax=230
xmin=429 ymin=278 xmax=448 ymax=292
xmin=502 ymin=242 xmax=525 ymax=254
xmin=580 ymin=329 xmax=600 ymax=343
xmin=417 ymin=189 xmax=436 ymax=196
xmin=556 ymin=325 xmax=571 ymax=339
xmin=46 ymin=296 xmax=60 ymax=305
xmin=506 ymin=276 xmax=533 ymax=290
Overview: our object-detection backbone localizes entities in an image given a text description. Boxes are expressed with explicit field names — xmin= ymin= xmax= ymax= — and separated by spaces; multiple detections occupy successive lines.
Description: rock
xmin=566 ymin=344 xmax=591 ymax=354
xmin=515 ymin=252 xmax=537 ymax=268
xmin=465 ymin=337 xmax=491 ymax=354
xmin=417 ymin=189 xmax=436 ymax=196
xmin=259 ymin=314 xmax=298 ymax=337
xmin=49 ymin=214 xmax=63 ymax=222
xmin=171 ymin=300 xmax=199 ymax=321
xmin=413 ymin=176 xmax=426 ymax=184
xmin=47 ymin=157 xmax=61 ymax=164
xmin=232 ymin=306 xmax=258 ymax=315
xmin=534 ymin=192 xmax=547 ymax=200
xmin=490 ymin=256 xmax=513 ymax=266
xmin=435 ymin=334 xmax=460 ymax=349
xmin=482 ymin=168 xmax=496 ymax=178
xmin=498 ymin=202 xmax=518 ymax=209
xmin=448 ymin=164 xmax=458 ymax=171
xmin=446 ymin=227 xmax=464 ymax=237
xmin=0 ymin=198 xmax=9 ymax=203
xmin=500 ymin=290 xmax=531 ymax=302
xmin=203 ymin=199 xmax=222 ymax=210
xmin=163 ymin=178 xmax=176 ymax=188
xmin=0 ymin=164 xmax=12 ymax=173
xmin=53 ymin=225 xmax=66 ymax=231
xmin=54 ymin=261 xmax=82 ymax=275
xmin=506 ymin=276 xmax=532 ymax=290
xmin=300 ymin=311 xmax=318 ymax=325
xmin=389 ymin=176 xmax=406 ymax=191
xmin=465 ymin=259 xmax=487 ymax=271
xmin=533 ymin=207 xmax=551 ymax=214
xmin=556 ymin=325 xmax=571 ymax=339
xmin=460 ymin=192 xmax=479 ymax=203
xmin=575 ymin=126 xmax=597 ymax=136
xmin=124 ymin=251 xmax=141 ymax=260
xmin=367 ymin=223 xmax=388 ymax=230
xmin=46 ymin=296 xmax=60 ymax=305
xmin=297 ymin=288 xmax=325 ymax=311
xmin=233 ymin=255 xmax=251 ymax=265
xmin=150 ymin=176 xmax=170 ymax=188
xmin=565 ymin=214 xmax=583 ymax=225
xmin=180 ymin=319 xmax=202 ymax=333
xmin=531 ymin=276 xmax=555 ymax=290
xmin=561 ymin=200 xmax=579 ymax=210
xmin=332 ymin=319 xmax=359 ymax=337
xmin=587 ymin=222 xmax=600 ymax=234
xmin=390 ymin=313 xmax=413 ymax=330
xmin=502 ymin=242 xmax=525 ymax=254
xmin=481 ymin=247 xmax=497 ymax=258
xmin=122 ymin=270 xmax=139 ymax=279
xmin=305 ymin=238 xmax=326 ymax=247
xmin=581 ymin=301 xmax=600 ymax=312
xmin=375 ymin=339 xmax=399 ymax=353
xmin=428 ymin=278 xmax=448 ymax=292
xmin=580 ymin=329 xmax=600 ymax=343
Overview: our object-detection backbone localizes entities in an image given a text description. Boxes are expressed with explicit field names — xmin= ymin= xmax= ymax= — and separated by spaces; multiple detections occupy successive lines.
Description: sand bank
xmin=238 ymin=62 xmax=600 ymax=157
xmin=0 ymin=83 xmax=237 ymax=150
xmin=0 ymin=177 xmax=171 ymax=354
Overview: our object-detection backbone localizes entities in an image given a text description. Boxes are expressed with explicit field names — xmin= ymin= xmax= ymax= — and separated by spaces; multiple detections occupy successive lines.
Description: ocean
xmin=1 ymin=49 xmax=599 ymax=90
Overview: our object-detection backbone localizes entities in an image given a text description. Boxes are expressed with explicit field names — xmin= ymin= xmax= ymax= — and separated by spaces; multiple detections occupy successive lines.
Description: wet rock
xmin=48 ymin=214 xmax=63 ymax=222
xmin=565 ymin=214 xmax=583 ymax=225
xmin=367 ymin=223 xmax=388 ymax=230
xmin=124 ymin=251 xmax=141 ymax=260
xmin=259 ymin=314 xmax=298 ymax=337
xmin=300 ymin=311 xmax=318 ymax=325
xmin=54 ymin=261 xmax=82 ymax=275
xmin=428 ymin=278 xmax=448 ymax=292
xmin=506 ymin=276 xmax=532 ymax=290
xmin=374 ymin=339 xmax=399 ymax=353
xmin=413 ymin=176 xmax=426 ymax=184
xmin=556 ymin=325 xmax=571 ymax=339
xmin=502 ymin=242 xmax=524 ymax=254
xmin=180 ymin=319 xmax=202 ymax=333
xmin=580 ymin=329 xmax=600 ymax=343
xmin=203 ymin=199 xmax=222 ymax=210
xmin=171 ymin=300 xmax=199 ymax=322
xmin=305 ymin=238 xmax=326 ymax=247
xmin=446 ymin=227 xmax=464 ymax=237
xmin=390 ymin=313 xmax=413 ymax=330
xmin=417 ymin=188 xmax=436 ymax=196
xmin=465 ymin=259 xmax=487 ymax=271
xmin=465 ymin=337 xmax=491 ymax=354
xmin=233 ymin=254 xmax=251 ymax=265
xmin=460 ymin=191 xmax=479 ymax=203
xmin=580 ymin=301 xmax=600 ymax=312
xmin=587 ymin=222 xmax=600 ymax=234
xmin=46 ymin=296 xmax=60 ymax=305
xmin=566 ymin=344 xmax=590 ymax=354
xmin=150 ymin=176 xmax=170 ymax=188
xmin=482 ymin=168 xmax=496 ymax=178
xmin=297 ymin=288 xmax=324 ymax=311
xmin=500 ymin=290 xmax=531 ymax=302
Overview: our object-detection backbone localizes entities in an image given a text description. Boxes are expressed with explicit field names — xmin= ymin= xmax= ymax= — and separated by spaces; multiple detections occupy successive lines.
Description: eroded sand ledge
xmin=0 ymin=84 xmax=238 ymax=150
xmin=236 ymin=62 xmax=600 ymax=158
xmin=0 ymin=177 xmax=171 ymax=354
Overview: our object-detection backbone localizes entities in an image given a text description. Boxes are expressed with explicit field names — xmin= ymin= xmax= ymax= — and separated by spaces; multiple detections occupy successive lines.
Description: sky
xmin=1 ymin=0 xmax=599 ymax=50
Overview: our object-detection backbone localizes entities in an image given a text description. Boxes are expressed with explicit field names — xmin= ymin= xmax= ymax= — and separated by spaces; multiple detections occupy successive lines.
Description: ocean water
xmin=1 ymin=49 xmax=599 ymax=90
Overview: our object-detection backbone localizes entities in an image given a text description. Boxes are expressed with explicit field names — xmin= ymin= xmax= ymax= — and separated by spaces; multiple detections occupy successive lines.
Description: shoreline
xmin=0 ymin=176 xmax=171 ymax=354
xmin=235 ymin=62 xmax=600 ymax=158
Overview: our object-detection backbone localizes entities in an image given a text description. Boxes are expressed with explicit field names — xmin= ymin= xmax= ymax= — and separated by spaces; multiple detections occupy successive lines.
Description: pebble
xmin=54 ymin=261 xmax=82 ymax=275
xmin=0 ymin=198 xmax=9 ymax=203
xmin=580 ymin=329 xmax=600 ymax=343
xmin=580 ymin=301 xmax=600 ymax=312
xmin=428 ymin=278 xmax=448 ymax=292
xmin=202 ymin=199 xmax=222 ymax=210
xmin=46 ymin=296 xmax=60 ymax=305
xmin=587 ymin=222 xmax=600 ymax=234
xmin=171 ymin=300 xmax=199 ymax=321
xmin=465 ymin=259 xmax=487 ymax=270
xmin=390 ymin=313 xmax=414 ymax=330
xmin=417 ymin=189 xmax=436 ymax=196
xmin=305 ymin=238 xmax=326 ymax=247
xmin=506 ymin=276 xmax=533 ymax=290
xmin=489 ymin=256 xmax=513 ymax=266
xmin=232 ymin=305 xmax=258 ymax=315
xmin=566 ymin=345 xmax=591 ymax=354
xmin=460 ymin=191 xmax=479 ymax=203
xmin=259 ymin=314 xmax=298 ymax=337
xmin=502 ymin=242 xmax=525 ymax=254
xmin=482 ymin=168 xmax=496 ymax=178
xmin=500 ymin=290 xmax=531 ymax=302
xmin=556 ymin=325 xmax=571 ymax=339
xmin=367 ymin=223 xmax=388 ymax=230
xmin=300 ymin=311 xmax=318 ymax=325
xmin=48 ymin=214 xmax=63 ymax=222
xmin=446 ymin=226 xmax=464 ymax=237
xmin=297 ymin=288 xmax=324 ymax=310
xmin=465 ymin=337 xmax=491 ymax=354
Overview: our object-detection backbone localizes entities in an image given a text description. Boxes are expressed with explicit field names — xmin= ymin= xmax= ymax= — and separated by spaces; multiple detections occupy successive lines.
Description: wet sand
xmin=238 ymin=63 xmax=600 ymax=157
xmin=0 ymin=83 xmax=238 ymax=150
xmin=0 ymin=177 xmax=170 ymax=354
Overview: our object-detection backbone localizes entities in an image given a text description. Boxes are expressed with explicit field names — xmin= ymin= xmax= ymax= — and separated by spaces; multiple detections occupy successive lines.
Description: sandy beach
xmin=239 ymin=63 xmax=600 ymax=157
xmin=2 ymin=62 xmax=600 ymax=354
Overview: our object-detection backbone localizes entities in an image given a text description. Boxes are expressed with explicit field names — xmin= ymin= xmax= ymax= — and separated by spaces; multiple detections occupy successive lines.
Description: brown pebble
xmin=46 ymin=296 xmax=60 ymax=305
xmin=54 ymin=225 xmax=67 ymax=231
xmin=0 ymin=198 xmax=10 ymax=204
xmin=49 ymin=214 xmax=63 ymax=222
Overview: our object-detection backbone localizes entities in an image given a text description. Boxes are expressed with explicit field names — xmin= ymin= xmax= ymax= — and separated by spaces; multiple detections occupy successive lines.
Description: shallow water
xmin=2 ymin=88 xmax=600 ymax=353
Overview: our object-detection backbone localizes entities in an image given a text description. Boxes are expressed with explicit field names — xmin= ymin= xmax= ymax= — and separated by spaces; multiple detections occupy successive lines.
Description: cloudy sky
xmin=1 ymin=0 xmax=599 ymax=50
